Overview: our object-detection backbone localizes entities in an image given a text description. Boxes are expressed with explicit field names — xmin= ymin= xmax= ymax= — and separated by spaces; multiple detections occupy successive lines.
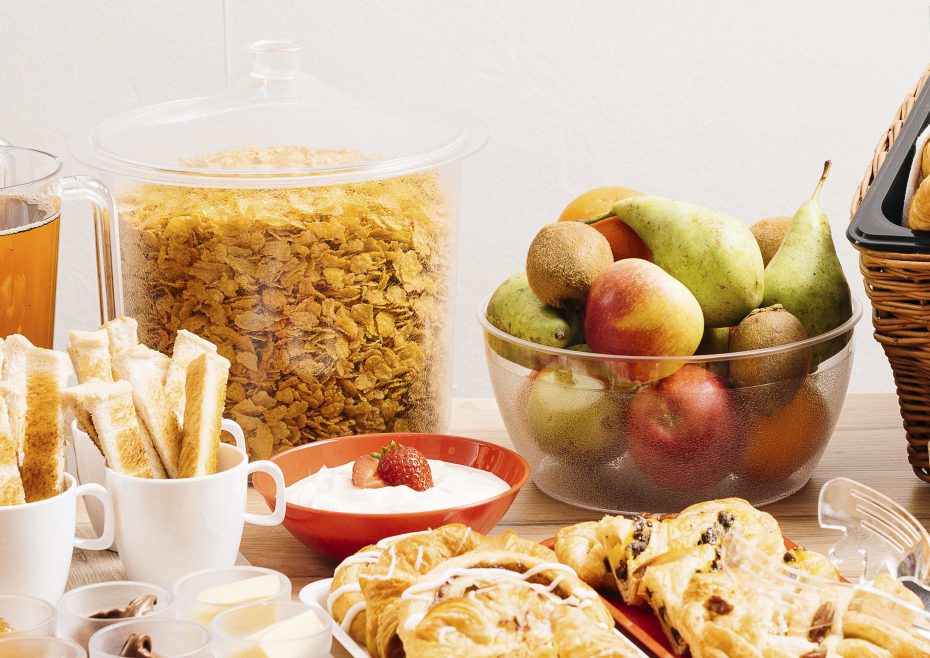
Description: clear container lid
xmin=71 ymin=39 xmax=485 ymax=188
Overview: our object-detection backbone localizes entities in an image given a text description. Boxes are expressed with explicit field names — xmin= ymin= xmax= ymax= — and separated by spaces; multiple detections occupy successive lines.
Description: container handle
xmin=60 ymin=176 xmax=123 ymax=323
xmin=245 ymin=460 xmax=286 ymax=527
xmin=0 ymin=138 xmax=14 ymax=187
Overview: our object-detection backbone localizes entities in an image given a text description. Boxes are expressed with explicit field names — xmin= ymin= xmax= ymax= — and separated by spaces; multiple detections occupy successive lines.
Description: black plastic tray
xmin=848 ymin=76 xmax=930 ymax=253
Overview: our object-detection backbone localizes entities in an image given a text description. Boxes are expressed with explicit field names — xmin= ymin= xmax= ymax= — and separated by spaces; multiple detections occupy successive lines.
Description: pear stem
xmin=583 ymin=210 xmax=615 ymax=225
xmin=812 ymin=160 xmax=832 ymax=201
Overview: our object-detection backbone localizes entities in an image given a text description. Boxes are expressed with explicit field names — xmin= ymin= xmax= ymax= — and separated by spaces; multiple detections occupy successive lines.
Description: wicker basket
xmin=851 ymin=66 xmax=930 ymax=482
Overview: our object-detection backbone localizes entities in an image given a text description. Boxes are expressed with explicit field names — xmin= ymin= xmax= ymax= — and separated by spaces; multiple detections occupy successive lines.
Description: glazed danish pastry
xmin=395 ymin=549 xmax=637 ymax=657
xmin=554 ymin=519 xmax=616 ymax=591
xmin=329 ymin=525 xmax=560 ymax=657
xmin=328 ymin=525 xmax=484 ymax=655
xmin=597 ymin=498 xmax=783 ymax=605
xmin=360 ymin=530 xmax=552 ymax=658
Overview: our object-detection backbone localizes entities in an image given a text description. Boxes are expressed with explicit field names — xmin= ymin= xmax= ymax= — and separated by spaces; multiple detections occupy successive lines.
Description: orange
xmin=739 ymin=382 xmax=833 ymax=481
xmin=558 ymin=186 xmax=651 ymax=261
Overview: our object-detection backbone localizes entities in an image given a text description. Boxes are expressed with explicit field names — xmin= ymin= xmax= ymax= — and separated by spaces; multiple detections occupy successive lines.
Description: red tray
xmin=541 ymin=536 xmax=801 ymax=658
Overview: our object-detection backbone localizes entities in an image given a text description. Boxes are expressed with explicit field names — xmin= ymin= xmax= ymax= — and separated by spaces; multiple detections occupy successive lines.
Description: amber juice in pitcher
xmin=0 ymin=196 xmax=60 ymax=347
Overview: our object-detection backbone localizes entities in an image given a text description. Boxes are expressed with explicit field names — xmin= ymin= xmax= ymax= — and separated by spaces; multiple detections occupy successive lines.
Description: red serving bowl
xmin=253 ymin=433 xmax=530 ymax=561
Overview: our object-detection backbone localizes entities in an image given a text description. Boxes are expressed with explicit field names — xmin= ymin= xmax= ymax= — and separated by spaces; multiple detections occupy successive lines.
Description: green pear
xmin=486 ymin=273 xmax=582 ymax=348
xmin=605 ymin=197 xmax=764 ymax=327
xmin=695 ymin=326 xmax=732 ymax=355
xmin=762 ymin=162 xmax=852 ymax=361
xmin=526 ymin=367 xmax=613 ymax=456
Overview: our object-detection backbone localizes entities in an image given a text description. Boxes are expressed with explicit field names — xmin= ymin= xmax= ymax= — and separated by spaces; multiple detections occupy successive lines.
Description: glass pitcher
xmin=71 ymin=40 xmax=484 ymax=458
xmin=0 ymin=145 xmax=117 ymax=348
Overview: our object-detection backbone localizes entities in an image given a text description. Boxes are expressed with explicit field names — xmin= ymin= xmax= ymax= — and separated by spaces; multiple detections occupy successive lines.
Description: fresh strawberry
xmin=351 ymin=454 xmax=386 ymax=489
xmin=372 ymin=441 xmax=434 ymax=491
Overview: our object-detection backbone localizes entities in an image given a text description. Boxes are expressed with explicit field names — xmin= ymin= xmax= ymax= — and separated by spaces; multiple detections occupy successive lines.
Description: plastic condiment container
xmin=87 ymin=619 xmax=210 ymax=658
xmin=56 ymin=581 xmax=173 ymax=648
xmin=0 ymin=596 xmax=55 ymax=637
xmin=172 ymin=566 xmax=291 ymax=627
xmin=0 ymin=637 xmax=85 ymax=657
xmin=210 ymin=601 xmax=331 ymax=657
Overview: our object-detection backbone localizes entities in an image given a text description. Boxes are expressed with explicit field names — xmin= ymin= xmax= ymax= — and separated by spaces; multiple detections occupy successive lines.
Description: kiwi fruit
xmin=750 ymin=216 xmax=792 ymax=266
xmin=729 ymin=304 xmax=810 ymax=414
xmin=526 ymin=222 xmax=613 ymax=309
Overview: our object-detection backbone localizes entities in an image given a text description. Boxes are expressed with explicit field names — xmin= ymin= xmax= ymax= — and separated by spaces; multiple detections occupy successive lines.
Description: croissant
xmin=908 ymin=175 xmax=930 ymax=231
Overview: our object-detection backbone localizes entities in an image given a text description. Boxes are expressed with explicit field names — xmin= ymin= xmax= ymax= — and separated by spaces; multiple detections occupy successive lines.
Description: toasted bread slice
xmin=62 ymin=382 xmax=103 ymax=452
xmin=21 ymin=347 xmax=71 ymax=502
xmin=178 ymin=351 xmax=230 ymax=478
xmin=67 ymin=329 xmax=113 ymax=384
xmin=0 ymin=334 xmax=33 ymax=466
xmin=65 ymin=380 xmax=162 ymax=479
xmin=104 ymin=316 xmax=139 ymax=356
xmin=136 ymin=418 xmax=168 ymax=478
xmin=112 ymin=345 xmax=181 ymax=477
xmin=146 ymin=347 xmax=171 ymax=385
xmin=0 ymin=393 xmax=25 ymax=506
xmin=165 ymin=330 xmax=217 ymax=425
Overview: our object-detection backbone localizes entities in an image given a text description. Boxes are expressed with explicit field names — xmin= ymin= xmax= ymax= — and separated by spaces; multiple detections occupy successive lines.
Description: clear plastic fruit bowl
xmin=478 ymin=297 xmax=862 ymax=514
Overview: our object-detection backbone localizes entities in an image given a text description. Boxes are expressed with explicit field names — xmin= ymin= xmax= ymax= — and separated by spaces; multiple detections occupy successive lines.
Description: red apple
xmin=627 ymin=365 xmax=735 ymax=491
xmin=584 ymin=259 xmax=704 ymax=382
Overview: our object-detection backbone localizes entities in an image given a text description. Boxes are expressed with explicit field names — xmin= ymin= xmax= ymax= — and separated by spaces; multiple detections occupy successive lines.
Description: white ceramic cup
xmin=104 ymin=434 xmax=286 ymax=589
xmin=0 ymin=473 xmax=114 ymax=602
xmin=71 ymin=418 xmax=247 ymax=551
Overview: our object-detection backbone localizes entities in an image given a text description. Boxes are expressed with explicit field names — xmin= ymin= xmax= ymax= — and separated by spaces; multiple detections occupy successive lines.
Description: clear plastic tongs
xmin=720 ymin=477 xmax=930 ymax=648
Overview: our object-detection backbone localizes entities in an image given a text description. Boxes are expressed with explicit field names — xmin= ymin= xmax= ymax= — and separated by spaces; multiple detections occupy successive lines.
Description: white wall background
xmin=2 ymin=0 xmax=927 ymax=396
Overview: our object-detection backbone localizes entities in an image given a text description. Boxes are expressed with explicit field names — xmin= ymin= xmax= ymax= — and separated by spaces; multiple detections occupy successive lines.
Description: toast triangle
xmin=65 ymin=380 xmax=164 ymax=479
xmin=178 ymin=351 xmax=230 ymax=478
xmin=0 ymin=334 xmax=33 ymax=466
xmin=0 ymin=393 xmax=25 ymax=506
xmin=21 ymin=347 xmax=71 ymax=502
xmin=165 ymin=329 xmax=217 ymax=426
xmin=67 ymin=329 xmax=113 ymax=384
xmin=111 ymin=345 xmax=181 ymax=477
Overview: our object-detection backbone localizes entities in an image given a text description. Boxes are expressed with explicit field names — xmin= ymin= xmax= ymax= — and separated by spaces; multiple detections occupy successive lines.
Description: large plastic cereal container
xmin=71 ymin=40 xmax=484 ymax=458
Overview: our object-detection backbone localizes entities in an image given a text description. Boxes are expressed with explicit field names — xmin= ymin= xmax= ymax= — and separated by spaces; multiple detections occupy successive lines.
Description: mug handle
xmin=221 ymin=418 xmax=247 ymax=453
xmin=244 ymin=461 xmax=286 ymax=527
xmin=74 ymin=482 xmax=114 ymax=551
xmin=59 ymin=175 xmax=123 ymax=324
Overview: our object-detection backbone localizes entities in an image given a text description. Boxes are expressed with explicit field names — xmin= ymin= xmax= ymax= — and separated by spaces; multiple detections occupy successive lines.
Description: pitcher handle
xmin=60 ymin=175 xmax=123 ymax=323
xmin=74 ymin=482 xmax=115 ymax=551
xmin=244 ymin=460 xmax=286 ymax=527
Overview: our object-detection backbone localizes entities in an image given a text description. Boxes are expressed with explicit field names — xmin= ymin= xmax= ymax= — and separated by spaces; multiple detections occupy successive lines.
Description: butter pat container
xmin=211 ymin=601 xmax=332 ymax=658
xmin=173 ymin=567 xmax=291 ymax=627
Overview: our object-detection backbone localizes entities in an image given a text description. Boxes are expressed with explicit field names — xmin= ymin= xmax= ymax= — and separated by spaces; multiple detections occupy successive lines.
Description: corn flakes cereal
xmin=116 ymin=147 xmax=451 ymax=458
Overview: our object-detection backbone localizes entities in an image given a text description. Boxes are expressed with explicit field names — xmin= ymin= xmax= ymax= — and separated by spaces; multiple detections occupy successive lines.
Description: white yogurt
xmin=285 ymin=460 xmax=510 ymax=513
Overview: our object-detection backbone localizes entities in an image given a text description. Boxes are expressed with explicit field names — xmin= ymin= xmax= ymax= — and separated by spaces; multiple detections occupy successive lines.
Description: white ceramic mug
xmin=0 ymin=473 xmax=114 ymax=602
xmin=105 ymin=437 xmax=286 ymax=588
xmin=71 ymin=418 xmax=247 ymax=551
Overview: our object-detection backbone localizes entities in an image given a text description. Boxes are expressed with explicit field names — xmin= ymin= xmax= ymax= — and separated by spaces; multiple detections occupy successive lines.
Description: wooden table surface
xmin=71 ymin=393 xmax=930 ymax=595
